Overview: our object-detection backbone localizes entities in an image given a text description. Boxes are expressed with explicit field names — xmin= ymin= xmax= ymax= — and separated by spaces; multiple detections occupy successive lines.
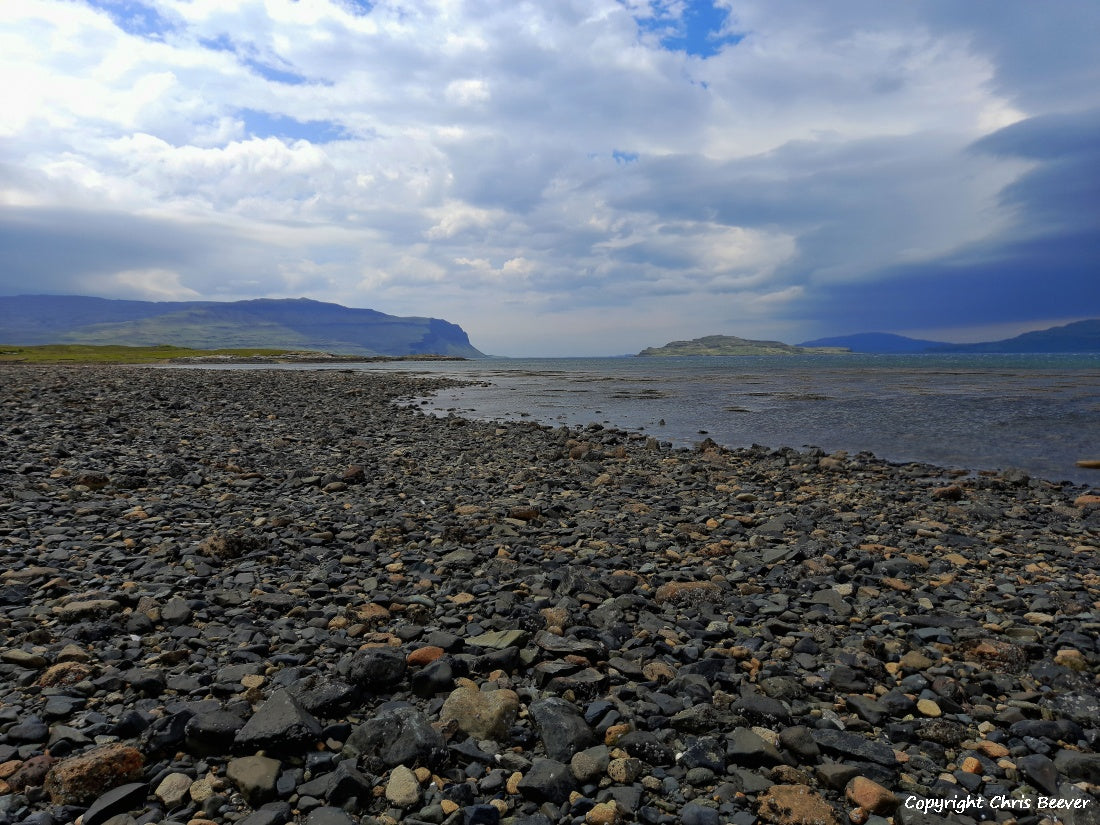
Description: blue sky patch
xmin=198 ymin=34 xmax=310 ymax=85
xmin=613 ymin=150 xmax=640 ymax=165
xmin=337 ymin=0 xmax=375 ymax=15
xmin=86 ymin=0 xmax=176 ymax=40
xmin=240 ymin=109 xmax=347 ymax=143
xmin=632 ymin=0 xmax=742 ymax=58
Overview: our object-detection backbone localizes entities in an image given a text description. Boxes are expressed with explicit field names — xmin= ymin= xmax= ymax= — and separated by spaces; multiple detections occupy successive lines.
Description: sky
xmin=1 ymin=1 xmax=1098 ymax=356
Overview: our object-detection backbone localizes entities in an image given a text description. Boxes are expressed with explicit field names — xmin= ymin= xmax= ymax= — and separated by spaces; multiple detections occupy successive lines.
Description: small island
xmin=637 ymin=334 xmax=849 ymax=357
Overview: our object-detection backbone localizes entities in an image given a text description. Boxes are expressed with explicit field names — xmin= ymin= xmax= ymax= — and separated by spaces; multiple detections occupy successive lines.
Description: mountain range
xmin=799 ymin=319 xmax=1100 ymax=353
xmin=0 ymin=295 xmax=483 ymax=357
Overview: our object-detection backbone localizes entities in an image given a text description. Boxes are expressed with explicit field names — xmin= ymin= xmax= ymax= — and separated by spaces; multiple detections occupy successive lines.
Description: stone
xmin=586 ymin=800 xmax=623 ymax=825
xmin=154 ymin=772 xmax=194 ymax=807
xmin=466 ymin=629 xmax=528 ymax=649
xmin=1 ymin=649 xmax=47 ymax=669
xmin=81 ymin=781 xmax=148 ymax=825
xmin=346 ymin=647 xmax=407 ymax=690
xmin=1055 ymin=749 xmax=1100 ymax=784
xmin=440 ymin=679 xmax=520 ymax=741
xmin=515 ymin=758 xmax=574 ymax=804
xmin=36 ymin=661 xmax=94 ymax=687
xmin=680 ymin=802 xmax=720 ymax=825
xmin=44 ymin=744 xmax=144 ymax=805
xmin=1016 ymin=753 xmax=1059 ymax=794
xmin=161 ymin=596 xmax=193 ymax=624
xmin=756 ymin=784 xmax=840 ymax=825
xmin=653 ymin=581 xmax=721 ymax=605
xmin=528 ymin=697 xmax=597 ymax=762
xmin=234 ymin=689 xmax=322 ymax=753
xmin=228 ymin=755 xmax=282 ymax=806
xmin=185 ymin=709 xmax=246 ymax=754
xmin=384 ymin=765 xmax=421 ymax=808
xmin=728 ymin=727 xmax=785 ymax=767
xmin=811 ymin=729 xmax=897 ymax=767
xmin=304 ymin=807 xmax=356 ymax=825
xmin=7 ymin=754 xmax=55 ymax=792
xmin=407 ymin=645 xmax=445 ymax=666
xmin=915 ymin=698 xmax=941 ymax=717
xmin=845 ymin=776 xmax=897 ymax=814
xmin=607 ymin=757 xmax=642 ymax=784
xmin=570 ymin=745 xmax=610 ymax=783
xmin=343 ymin=706 xmax=446 ymax=768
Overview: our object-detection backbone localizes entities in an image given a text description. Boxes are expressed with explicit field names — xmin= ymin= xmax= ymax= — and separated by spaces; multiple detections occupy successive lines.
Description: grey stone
xmin=227 ymin=755 xmax=282 ymax=806
xmin=343 ymin=706 xmax=446 ymax=768
xmin=528 ymin=698 xmax=597 ymax=762
xmin=82 ymin=782 xmax=148 ymax=825
xmin=234 ymin=690 xmax=322 ymax=754
xmin=515 ymin=758 xmax=574 ymax=804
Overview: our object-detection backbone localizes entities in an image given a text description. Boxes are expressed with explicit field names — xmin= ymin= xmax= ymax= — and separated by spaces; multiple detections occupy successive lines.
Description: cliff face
xmin=0 ymin=295 xmax=484 ymax=357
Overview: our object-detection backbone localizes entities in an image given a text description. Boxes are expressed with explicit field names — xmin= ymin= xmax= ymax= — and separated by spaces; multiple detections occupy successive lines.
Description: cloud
xmin=0 ymin=0 xmax=1097 ymax=354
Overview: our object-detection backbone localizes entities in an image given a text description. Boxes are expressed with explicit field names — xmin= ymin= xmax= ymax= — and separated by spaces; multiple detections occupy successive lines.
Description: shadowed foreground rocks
xmin=0 ymin=365 xmax=1098 ymax=825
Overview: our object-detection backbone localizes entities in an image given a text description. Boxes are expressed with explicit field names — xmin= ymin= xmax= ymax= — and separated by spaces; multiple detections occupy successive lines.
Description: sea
xmin=182 ymin=353 xmax=1100 ymax=487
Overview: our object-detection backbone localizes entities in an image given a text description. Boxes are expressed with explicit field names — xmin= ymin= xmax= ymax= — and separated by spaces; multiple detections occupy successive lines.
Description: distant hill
xmin=931 ymin=319 xmax=1100 ymax=353
xmin=0 ymin=295 xmax=484 ymax=357
xmin=801 ymin=320 xmax=1100 ymax=353
xmin=798 ymin=332 xmax=948 ymax=353
xmin=638 ymin=334 xmax=846 ymax=357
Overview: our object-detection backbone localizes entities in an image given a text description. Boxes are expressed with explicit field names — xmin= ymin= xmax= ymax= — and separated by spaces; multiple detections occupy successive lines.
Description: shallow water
xmin=169 ymin=353 xmax=1100 ymax=486
xmin=370 ymin=353 xmax=1100 ymax=486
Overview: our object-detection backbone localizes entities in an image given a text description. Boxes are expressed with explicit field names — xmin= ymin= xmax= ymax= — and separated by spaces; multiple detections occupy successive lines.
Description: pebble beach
xmin=1 ymin=365 xmax=1099 ymax=825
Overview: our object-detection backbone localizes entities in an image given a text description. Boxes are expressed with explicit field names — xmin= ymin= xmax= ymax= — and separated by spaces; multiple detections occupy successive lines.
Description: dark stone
xmin=1055 ymin=749 xmax=1100 ymax=784
xmin=287 ymin=676 xmax=359 ymax=717
xmin=411 ymin=657 xmax=464 ymax=698
xmin=345 ymin=648 xmax=407 ymax=691
xmin=5 ymin=716 xmax=49 ymax=742
xmin=304 ymin=807 xmax=356 ymax=825
xmin=343 ymin=706 xmax=446 ymax=769
xmin=680 ymin=802 xmax=720 ymax=825
xmin=81 ymin=782 xmax=148 ymax=825
xmin=1017 ymin=753 xmax=1059 ymax=794
xmin=727 ymin=728 xmax=784 ymax=767
xmin=829 ymin=665 xmax=868 ymax=692
xmin=679 ymin=736 xmax=726 ymax=773
xmin=463 ymin=803 xmax=501 ymax=824
xmin=515 ymin=758 xmax=574 ymax=804
xmin=811 ymin=729 xmax=898 ymax=767
xmin=238 ymin=801 xmax=293 ymax=825
xmin=736 ymin=687 xmax=791 ymax=726
xmin=325 ymin=760 xmax=373 ymax=806
xmin=140 ymin=709 xmax=193 ymax=756
xmin=778 ymin=726 xmax=820 ymax=760
xmin=234 ymin=690 xmax=323 ymax=754
xmin=185 ymin=710 xmax=245 ymax=755
xmin=616 ymin=731 xmax=675 ymax=767
xmin=528 ymin=698 xmax=597 ymax=762
xmin=846 ymin=695 xmax=888 ymax=726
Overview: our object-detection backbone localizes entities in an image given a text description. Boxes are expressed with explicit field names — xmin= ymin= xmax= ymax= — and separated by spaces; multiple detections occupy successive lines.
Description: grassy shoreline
xmin=0 ymin=344 xmax=468 ymax=364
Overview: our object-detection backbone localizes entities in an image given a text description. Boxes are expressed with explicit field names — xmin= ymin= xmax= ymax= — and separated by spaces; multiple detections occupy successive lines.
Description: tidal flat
xmin=1 ymin=365 xmax=1098 ymax=825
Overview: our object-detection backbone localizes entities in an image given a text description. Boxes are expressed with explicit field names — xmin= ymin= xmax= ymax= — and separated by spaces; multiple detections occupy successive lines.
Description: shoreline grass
xmin=0 ymin=344 xmax=299 ymax=364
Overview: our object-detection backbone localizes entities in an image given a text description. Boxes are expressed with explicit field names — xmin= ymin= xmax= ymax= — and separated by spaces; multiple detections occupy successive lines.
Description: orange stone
xmin=44 ymin=744 xmax=144 ymax=805
xmin=757 ymin=784 xmax=840 ymax=825
xmin=406 ymin=646 xmax=446 ymax=666
xmin=653 ymin=580 xmax=721 ymax=606
xmin=845 ymin=776 xmax=898 ymax=815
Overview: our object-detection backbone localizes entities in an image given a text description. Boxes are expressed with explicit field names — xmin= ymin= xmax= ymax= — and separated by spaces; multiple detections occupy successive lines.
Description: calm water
xmin=363 ymin=353 xmax=1100 ymax=487
xmin=173 ymin=353 xmax=1100 ymax=486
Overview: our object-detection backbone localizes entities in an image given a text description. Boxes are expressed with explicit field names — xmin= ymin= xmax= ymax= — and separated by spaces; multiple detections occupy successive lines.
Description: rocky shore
xmin=1 ymin=365 xmax=1098 ymax=825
